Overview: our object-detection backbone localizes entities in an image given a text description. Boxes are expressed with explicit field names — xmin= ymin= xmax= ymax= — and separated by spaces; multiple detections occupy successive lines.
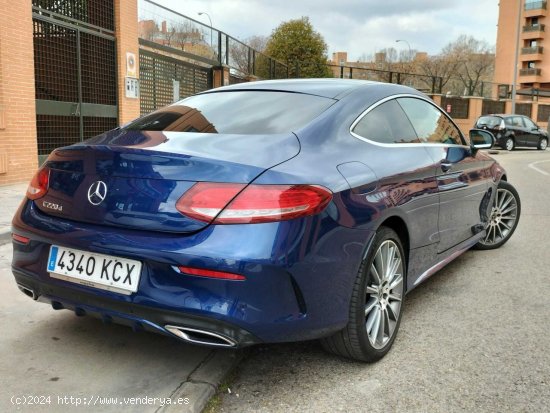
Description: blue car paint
xmin=11 ymin=79 xmax=502 ymax=346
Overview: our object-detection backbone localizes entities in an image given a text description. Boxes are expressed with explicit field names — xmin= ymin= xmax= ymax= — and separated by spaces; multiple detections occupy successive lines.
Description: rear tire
xmin=321 ymin=227 xmax=405 ymax=362
xmin=474 ymin=181 xmax=521 ymax=250
xmin=538 ymin=137 xmax=548 ymax=150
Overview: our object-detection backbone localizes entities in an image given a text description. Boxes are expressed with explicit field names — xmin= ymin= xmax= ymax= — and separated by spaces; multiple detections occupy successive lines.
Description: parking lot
xmin=1 ymin=149 xmax=549 ymax=413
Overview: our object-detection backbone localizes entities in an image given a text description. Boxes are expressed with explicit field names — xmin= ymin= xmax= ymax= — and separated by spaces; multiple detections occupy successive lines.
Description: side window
xmin=352 ymin=99 xmax=418 ymax=144
xmin=505 ymin=117 xmax=514 ymax=127
xmin=397 ymin=97 xmax=464 ymax=145
xmin=512 ymin=116 xmax=525 ymax=127
xmin=523 ymin=117 xmax=536 ymax=129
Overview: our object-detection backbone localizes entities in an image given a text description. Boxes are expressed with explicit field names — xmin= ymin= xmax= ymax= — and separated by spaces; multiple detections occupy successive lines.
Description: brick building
xmin=495 ymin=0 xmax=550 ymax=99
xmin=0 ymin=0 xmax=140 ymax=185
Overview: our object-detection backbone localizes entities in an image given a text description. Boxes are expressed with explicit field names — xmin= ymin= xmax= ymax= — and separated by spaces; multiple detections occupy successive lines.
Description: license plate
xmin=47 ymin=245 xmax=142 ymax=295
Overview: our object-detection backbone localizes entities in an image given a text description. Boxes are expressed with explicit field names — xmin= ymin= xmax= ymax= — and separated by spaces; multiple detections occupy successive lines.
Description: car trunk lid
xmin=35 ymin=130 xmax=300 ymax=233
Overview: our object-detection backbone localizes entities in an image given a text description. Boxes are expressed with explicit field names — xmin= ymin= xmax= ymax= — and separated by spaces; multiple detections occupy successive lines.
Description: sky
xmin=152 ymin=0 xmax=499 ymax=60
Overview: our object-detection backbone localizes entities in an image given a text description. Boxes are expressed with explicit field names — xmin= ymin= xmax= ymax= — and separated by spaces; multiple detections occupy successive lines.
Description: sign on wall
xmin=126 ymin=52 xmax=137 ymax=78
xmin=125 ymin=77 xmax=139 ymax=99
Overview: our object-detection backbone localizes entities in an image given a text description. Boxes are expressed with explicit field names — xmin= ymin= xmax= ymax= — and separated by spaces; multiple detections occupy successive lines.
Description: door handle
xmin=440 ymin=161 xmax=453 ymax=172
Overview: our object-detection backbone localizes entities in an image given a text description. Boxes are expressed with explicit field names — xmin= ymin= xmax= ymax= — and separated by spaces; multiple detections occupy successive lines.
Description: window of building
xmin=530 ymin=40 xmax=538 ymax=47
xmin=528 ymin=61 xmax=536 ymax=68
xmin=531 ymin=17 xmax=539 ymax=26
xmin=397 ymin=97 xmax=463 ymax=145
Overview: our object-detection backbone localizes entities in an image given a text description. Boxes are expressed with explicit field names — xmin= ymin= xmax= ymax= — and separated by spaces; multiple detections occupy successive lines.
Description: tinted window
xmin=124 ymin=91 xmax=335 ymax=134
xmin=505 ymin=116 xmax=524 ymax=128
xmin=476 ymin=116 xmax=502 ymax=128
xmin=398 ymin=97 xmax=463 ymax=145
xmin=523 ymin=117 xmax=536 ymax=129
xmin=352 ymin=99 xmax=418 ymax=144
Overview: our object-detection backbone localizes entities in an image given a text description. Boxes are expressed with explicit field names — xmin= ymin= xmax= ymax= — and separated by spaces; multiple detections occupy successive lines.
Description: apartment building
xmin=495 ymin=0 xmax=550 ymax=99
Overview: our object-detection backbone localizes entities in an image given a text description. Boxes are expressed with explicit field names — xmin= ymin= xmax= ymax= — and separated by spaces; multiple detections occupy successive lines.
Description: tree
xmin=172 ymin=21 xmax=203 ymax=51
xmin=449 ymin=35 xmax=494 ymax=96
xmin=229 ymin=35 xmax=269 ymax=76
xmin=417 ymin=54 xmax=459 ymax=92
xmin=264 ymin=17 xmax=331 ymax=78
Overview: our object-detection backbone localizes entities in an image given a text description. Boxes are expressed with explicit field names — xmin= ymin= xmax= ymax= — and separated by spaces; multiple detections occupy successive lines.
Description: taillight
xmin=26 ymin=167 xmax=50 ymax=200
xmin=12 ymin=233 xmax=30 ymax=245
xmin=176 ymin=183 xmax=332 ymax=224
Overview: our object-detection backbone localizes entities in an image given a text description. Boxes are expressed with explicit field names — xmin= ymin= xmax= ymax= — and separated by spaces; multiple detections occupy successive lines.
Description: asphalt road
xmin=217 ymin=148 xmax=550 ymax=413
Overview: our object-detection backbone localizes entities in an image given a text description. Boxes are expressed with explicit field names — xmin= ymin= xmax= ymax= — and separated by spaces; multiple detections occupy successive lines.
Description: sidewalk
xmin=0 ymin=183 xmax=27 ymax=245
xmin=0 ymin=182 xmax=241 ymax=412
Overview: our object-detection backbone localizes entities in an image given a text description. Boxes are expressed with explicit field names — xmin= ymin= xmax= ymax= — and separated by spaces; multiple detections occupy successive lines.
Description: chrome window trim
xmin=349 ymin=93 xmax=468 ymax=148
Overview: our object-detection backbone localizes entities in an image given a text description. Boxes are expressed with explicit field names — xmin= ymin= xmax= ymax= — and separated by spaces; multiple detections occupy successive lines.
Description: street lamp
xmin=198 ymin=12 xmax=213 ymax=48
xmin=395 ymin=39 xmax=412 ymax=61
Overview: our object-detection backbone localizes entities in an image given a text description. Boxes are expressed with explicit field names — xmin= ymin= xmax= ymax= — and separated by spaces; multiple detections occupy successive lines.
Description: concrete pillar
xmin=0 ymin=0 xmax=38 ymax=185
xmin=114 ymin=0 xmax=141 ymax=124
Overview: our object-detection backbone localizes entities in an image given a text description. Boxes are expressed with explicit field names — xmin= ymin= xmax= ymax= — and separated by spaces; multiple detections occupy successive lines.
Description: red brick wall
xmin=0 ymin=0 xmax=38 ymax=185
xmin=115 ymin=0 xmax=140 ymax=124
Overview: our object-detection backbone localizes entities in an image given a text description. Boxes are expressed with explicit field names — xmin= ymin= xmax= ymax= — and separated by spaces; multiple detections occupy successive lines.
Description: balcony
xmin=523 ymin=24 xmax=545 ymax=32
xmin=519 ymin=68 xmax=541 ymax=84
xmin=520 ymin=67 xmax=541 ymax=76
xmin=522 ymin=23 xmax=545 ymax=39
xmin=524 ymin=1 xmax=547 ymax=16
xmin=525 ymin=1 xmax=546 ymax=10
xmin=521 ymin=46 xmax=544 ymax=54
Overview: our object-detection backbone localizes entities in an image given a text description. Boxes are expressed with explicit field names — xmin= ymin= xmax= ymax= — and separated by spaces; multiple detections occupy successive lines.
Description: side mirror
xmin=469 ymin=129 xmax=494 ymax=152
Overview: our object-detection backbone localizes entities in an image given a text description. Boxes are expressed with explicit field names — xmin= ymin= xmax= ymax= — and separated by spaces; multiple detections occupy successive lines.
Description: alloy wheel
xmin=365 ymin=240 xmax=404 ymax=349
xmin=480 ymin=188 xmax=518 ymax=246
xmin=505 ymin=138 xmax=514 ymax=151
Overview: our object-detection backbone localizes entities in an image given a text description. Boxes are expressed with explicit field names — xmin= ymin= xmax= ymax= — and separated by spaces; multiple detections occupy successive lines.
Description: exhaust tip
xmin=17 ymin=284 xmax=37 ymax=300
xmin=165 ymin=325 xmax=236 ymax=348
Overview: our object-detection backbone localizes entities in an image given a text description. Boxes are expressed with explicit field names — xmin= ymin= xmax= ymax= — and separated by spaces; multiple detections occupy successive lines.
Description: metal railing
xmin=523 ymin=23 xmax=545 ymax=31
xmin=524 ymin=1 xmax=547 ymax=10
xmin=328 ymin=64 xmax=443 ymax=93
xmin=138 ymin=0 xmax=288 ymax=79
xmin=521 ymin=46 xmax=544 ymax=54
xmin=520 ymin=68 xmax=542 ymax=75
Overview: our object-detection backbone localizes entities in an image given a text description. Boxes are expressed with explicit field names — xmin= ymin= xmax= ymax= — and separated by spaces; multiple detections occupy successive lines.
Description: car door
xmin=396 ymin=97 xmax=493 ymax=253
xmin=349 ymin=98 xmax=441 ymax=282
xmin=521 ymin=116 xmax=541 ymax=147
xmin=513 ymin=116 xmax=530 ymax=146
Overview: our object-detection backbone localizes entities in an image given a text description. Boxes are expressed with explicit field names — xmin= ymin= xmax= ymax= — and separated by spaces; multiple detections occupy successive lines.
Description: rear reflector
xmin=27 ymin=167 xmax=50 ymax=200
xmin=176 ymin=183 xmax=332 ymax=224
xmin=12 ymin=233 xmax=30 ymax=244
xmin=176 ymin=266 xmax=246 ymax=281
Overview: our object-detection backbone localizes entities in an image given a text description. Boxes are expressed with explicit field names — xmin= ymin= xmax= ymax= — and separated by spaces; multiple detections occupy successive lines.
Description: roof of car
xmin=481 ymin=114 xmax=523 ymax=118
xmin=200 ymin=78 xmax=382 ymax=99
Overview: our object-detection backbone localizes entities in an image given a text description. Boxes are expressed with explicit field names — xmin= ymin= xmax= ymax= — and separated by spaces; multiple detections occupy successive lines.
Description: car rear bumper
xmin=13 ymin=268 xmax=259 ymax=347
xmin=11 ymin=199 xmax=373 ymax=345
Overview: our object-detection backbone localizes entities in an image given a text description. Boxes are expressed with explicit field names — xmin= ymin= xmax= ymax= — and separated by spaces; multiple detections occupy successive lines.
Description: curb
xmin=160 ymin=349 xmax=244 ymax=413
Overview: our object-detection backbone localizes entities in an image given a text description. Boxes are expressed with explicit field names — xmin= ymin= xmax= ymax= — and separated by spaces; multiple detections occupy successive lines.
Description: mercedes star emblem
xmin=87 ymin=181 xmax=108 ymax=206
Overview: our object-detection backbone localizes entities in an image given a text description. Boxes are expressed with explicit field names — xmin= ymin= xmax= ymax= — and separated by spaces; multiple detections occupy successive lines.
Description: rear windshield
xmin=124 ymin=91 xmax=335 ymax=134
xmin=476 ymin=116 xmax=502 ymax=128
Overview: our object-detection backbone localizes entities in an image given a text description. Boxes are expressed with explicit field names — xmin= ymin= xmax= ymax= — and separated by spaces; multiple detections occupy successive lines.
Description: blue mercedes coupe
xmin=11 ymin=79 xmax=521 ymax=361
